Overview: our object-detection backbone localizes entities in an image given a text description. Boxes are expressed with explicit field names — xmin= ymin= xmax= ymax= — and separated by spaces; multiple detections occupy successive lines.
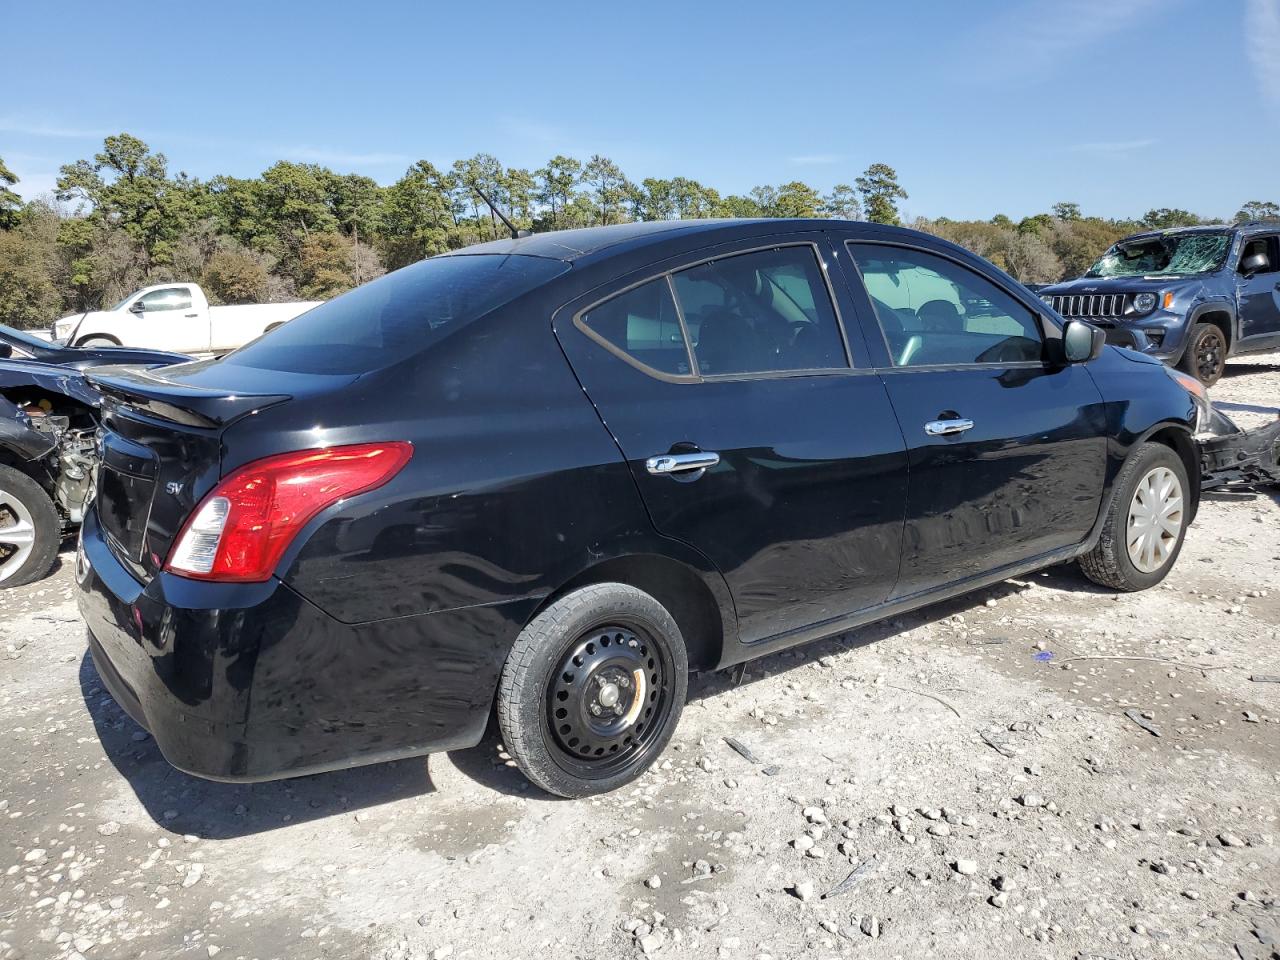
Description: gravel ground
xmin=2 ymin=354 xmax=1278 ymax=960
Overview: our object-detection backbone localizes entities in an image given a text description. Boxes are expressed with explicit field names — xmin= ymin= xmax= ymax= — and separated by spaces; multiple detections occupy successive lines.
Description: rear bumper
xmin=76 ymin=507 xmax=531 ymax=782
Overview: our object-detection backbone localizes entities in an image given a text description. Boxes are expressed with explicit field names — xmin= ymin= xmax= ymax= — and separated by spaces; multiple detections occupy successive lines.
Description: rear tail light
xmin=166 ymin=442 xmax=413 ymax=582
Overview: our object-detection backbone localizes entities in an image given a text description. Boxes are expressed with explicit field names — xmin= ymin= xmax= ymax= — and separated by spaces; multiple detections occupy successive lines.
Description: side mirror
xmin=0 ymin=342 xmax=11 ymax=359
xmin=1240 ymin=252 xmax=1270 ymax=275
xmin=129 ymin=300 xmax=146 ymax=315
xmin=1062 ymin=319 xmax=1106 ymax=363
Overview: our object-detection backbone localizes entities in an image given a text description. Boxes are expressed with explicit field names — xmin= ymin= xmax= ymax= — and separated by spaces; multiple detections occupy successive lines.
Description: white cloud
xmin=968 ymin=0 xmax=1169 ymax=81
xmin=0 ymin=116 xmax=115 ymax=139
xmin=1068 ymin=138 xmax=1157 ymax=153
xmin=1246 ymin=0 xmax=1280 ymax=110
xmin=789 ymin=153 xmax=843 ymax=165
xmin=269 ymin=146 xmax=411 ymax=168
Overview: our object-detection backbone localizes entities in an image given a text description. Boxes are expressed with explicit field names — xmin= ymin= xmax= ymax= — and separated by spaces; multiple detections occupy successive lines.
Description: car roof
xmin=443 ymin=218 xmax=917 ymax=266
xmin=1122 ymin=222 xmax=1278 ymax=243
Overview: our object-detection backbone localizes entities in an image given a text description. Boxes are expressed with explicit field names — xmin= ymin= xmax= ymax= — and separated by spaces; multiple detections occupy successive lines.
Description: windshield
xmin=222 ymin=254 xmax=570 ymax=375
xmin=1087 ymin=233 xmax=1230 ymax=278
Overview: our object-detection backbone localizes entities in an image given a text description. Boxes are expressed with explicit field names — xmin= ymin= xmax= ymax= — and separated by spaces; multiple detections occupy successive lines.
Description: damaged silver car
xmin=1 ymin=325 xmax=190 ymax=587
xmin=0 ymin=361 xmax=101 ymax=586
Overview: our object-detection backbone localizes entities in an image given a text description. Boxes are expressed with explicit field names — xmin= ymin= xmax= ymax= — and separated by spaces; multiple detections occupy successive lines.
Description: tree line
xmin=1 ymin=134 xmax=1277 ymax=330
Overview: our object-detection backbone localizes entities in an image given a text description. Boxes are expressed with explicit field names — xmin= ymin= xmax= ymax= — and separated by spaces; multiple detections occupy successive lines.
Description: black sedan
xmin=76 ymin=219 xmax=1209 ymax=797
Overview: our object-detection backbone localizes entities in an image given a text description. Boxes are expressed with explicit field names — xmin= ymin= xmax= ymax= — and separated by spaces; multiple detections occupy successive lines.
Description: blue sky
xmin=3 ymin=0 xmax=1278 ymax=221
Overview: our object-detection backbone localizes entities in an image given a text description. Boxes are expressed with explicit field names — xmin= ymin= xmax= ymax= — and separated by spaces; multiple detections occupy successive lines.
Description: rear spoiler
xmin=84 ymin=364 xmax=291 ymax=429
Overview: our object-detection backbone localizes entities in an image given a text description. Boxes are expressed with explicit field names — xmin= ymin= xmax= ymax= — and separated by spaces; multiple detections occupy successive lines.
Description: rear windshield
xmin=221 ymin=254 xmax=569 ymax=374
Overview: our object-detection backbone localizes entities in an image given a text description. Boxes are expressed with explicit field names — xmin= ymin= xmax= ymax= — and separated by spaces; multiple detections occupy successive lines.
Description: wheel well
xmin=537 ymin=555 xmax=727 ymax=672
xmin=1146 ymin=426 xmax=1200 ymax=520
xmin=76 ymin=334 xmax=120 ymax=347
xmin=1194 ymin=309 xmax=1232 ymax=351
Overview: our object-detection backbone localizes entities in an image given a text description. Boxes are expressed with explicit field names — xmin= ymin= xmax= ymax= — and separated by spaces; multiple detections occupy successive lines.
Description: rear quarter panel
xmin=228 ymin=286 xmax=734 ymax=633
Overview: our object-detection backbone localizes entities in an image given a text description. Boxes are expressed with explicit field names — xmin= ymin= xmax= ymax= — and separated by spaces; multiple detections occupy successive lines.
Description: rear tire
xmin=1079 ymin=442 xmax=1189 ymax=591
xmin=0 ymin=465 xmax=61 ymax=589
xmin=1177 ymin=322 xmax=1226 ymax=387
xmin=497 ymin=583 xmax=688 ymax=798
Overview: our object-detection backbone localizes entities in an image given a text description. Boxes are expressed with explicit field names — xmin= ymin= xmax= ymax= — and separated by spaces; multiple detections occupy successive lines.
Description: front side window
xmin=671 ymin=246 xmax=847 ymax=375
xmin=1238 ymin=236 xmax=1279 ymax=274
xmin=579 ymin=277 xmax=691 ymax=376
xmin=848 ymin=244 xmax=1043 ymax=367
xmin=138 ymin=288 xmax=193 ymax=312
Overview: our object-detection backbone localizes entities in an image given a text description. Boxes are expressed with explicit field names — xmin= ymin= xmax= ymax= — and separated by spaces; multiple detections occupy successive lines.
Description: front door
xmin=555 ymin=238 xmax=909 ymax=645
xmin=128 ymin=287 xmax=205 ymax=353
xmin=1236 ymin=234 xmax=1280 ymax=342
xmin=839 ymin=238 xmax=1107 ymax=598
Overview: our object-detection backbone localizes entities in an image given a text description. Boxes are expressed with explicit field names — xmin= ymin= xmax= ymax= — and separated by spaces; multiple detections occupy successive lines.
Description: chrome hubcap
xmin=0 ymin=489 xmax=38 ymax=583
xmin=1126 ymin=466 xmax=1183 ymax=574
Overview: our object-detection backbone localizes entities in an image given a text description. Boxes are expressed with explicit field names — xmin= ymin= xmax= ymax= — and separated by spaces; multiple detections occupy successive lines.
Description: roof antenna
xmin=473 ymin=186 xmax=531 ymax=240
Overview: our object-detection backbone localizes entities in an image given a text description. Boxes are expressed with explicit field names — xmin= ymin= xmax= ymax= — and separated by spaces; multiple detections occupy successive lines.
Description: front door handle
xmin=645 ymin=451 xmax=721 ymax=476
xmin=924 ymin=418 xmax=975 ymax=436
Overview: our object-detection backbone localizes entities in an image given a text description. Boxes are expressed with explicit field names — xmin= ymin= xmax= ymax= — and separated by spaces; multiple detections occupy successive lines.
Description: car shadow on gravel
xmin=79 ymin=564 xmax=1137 ymax=812
xmin=1222 ymin=362 xmax=1280 ymax=379
xmin=79 ymin=653 xmax=439 ymax=839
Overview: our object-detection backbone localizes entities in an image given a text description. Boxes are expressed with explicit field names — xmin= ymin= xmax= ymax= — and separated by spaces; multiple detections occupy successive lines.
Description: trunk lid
xmin=84 ymin=360 xmax=353 ymax=581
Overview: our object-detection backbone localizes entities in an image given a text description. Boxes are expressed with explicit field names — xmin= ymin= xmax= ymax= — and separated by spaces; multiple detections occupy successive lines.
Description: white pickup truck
xmin=51 ymin=283 xmax=321 ymax=354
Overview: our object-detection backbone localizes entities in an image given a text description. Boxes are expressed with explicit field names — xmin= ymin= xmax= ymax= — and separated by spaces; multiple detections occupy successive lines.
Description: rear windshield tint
xmin=222 ymin=254 xmax=569 ymax=374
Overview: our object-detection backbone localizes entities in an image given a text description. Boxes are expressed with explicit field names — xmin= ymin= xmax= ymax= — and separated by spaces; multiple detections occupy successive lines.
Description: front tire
xmin=1079 ymin=442 xmax=1189 ymax=591
xmin=76 ymin=335 xmax=121 ymax=348
xmin=1177 ymin=322 xmax=1226 ymax=387
xmin=0 ymin=465 xmax=61 ymax=589
xmin=497 ymin=583 xmax=688 ymax=798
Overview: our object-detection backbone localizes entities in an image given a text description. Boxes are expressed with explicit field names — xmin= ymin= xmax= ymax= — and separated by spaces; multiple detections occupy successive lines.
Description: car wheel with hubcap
xmin=1178 ymin=322 xmax=1226 ymax=387
xmin=497 ymin=583 xmax=688 ymax=797
xmin=1079 ymin=442 xmax=1189 ymax=591
xmin=0 ymin=465 xmax=61 ymax=589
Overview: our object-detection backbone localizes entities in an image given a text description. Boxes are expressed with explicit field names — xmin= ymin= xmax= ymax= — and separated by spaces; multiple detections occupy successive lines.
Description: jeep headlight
xmin=1132 ymin=292 xmax=1158 ymax=314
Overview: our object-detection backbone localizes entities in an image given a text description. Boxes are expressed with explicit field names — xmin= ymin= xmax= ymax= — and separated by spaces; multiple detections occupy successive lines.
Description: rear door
xmin=836 ymin=237 xmax=1107 ymax=597
xmin=554 ymin=236 xmax=908 ymax=646
xmin=1236 ymin=234 xmax=1280 ymax=342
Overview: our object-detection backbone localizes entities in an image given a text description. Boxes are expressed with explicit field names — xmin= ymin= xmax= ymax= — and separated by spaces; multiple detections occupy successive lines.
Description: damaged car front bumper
xmin=1196 ymin=407 xmax=1280 ymax=490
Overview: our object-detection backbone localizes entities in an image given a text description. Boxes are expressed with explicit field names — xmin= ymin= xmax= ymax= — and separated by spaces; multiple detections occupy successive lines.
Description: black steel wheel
xmin=497 ymin=583 xmax=688 ymax=797
xmin=1178 ymin=322 xmax=1226 ymax=387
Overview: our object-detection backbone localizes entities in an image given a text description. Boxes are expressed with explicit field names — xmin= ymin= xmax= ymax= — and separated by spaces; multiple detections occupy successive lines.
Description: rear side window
xmin=579 ymin=278 xmax=692 ymax=376
xmin=224 ymin=254 xmax=569 ymax=374
xmin=673 ymin=247 xmax=847 ymax=375
xmin=847 ymin=243 xmax=1043 ymax=367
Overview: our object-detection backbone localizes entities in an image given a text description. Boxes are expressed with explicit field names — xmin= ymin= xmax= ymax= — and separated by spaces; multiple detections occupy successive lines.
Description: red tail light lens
xmin=165 ymin=442 xmax=413 ymax=583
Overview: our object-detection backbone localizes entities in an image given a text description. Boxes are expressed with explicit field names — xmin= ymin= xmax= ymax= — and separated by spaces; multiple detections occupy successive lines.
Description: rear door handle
xmin=924 ymin=418 xmax=975 ymax=436
xmin=184 ymin=312 xmax=198 ymax=318
xmin=645 ymin=451 xmax=720 ymax=476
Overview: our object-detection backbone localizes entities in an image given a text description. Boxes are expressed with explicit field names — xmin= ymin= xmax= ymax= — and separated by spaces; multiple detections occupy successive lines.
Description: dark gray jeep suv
xmin=1039 ymin=222 xmax=1280 ymax=385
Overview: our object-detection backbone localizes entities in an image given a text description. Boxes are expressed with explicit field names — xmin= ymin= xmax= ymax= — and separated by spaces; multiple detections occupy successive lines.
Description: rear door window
xmin=847 ymin=243 xmax=1043 ymax=367
xmin=672 ymin=246 xmax=848 ymax=375
xmin=224 ymin=254 xmax=569 ymax=374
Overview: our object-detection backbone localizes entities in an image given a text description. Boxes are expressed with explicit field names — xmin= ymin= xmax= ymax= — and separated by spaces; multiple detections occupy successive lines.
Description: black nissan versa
xmin=77 ymin=219 xmax=1210 ymax=797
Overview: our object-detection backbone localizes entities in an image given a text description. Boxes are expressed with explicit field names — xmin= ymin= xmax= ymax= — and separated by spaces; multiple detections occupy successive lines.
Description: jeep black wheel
xmin=497 ymin=583 xmax=688 ymax=798
xmin=1178 ymin=322 xmax=1226 ymax=387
